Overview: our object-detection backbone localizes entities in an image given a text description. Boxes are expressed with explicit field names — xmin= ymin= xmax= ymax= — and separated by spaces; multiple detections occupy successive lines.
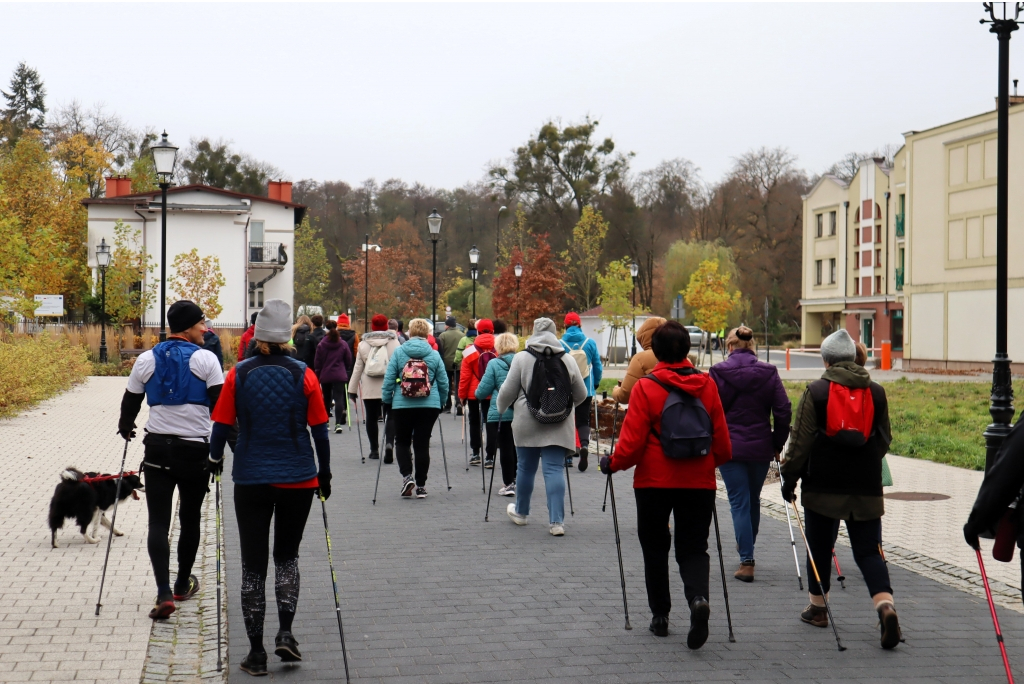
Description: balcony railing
xmin=895 ymin=213 xmax=905 ymax=238
xmin=895 ymin=267 xmax=904 ymax=291
xmin=249 ymin=242 xmax=284 ymax=266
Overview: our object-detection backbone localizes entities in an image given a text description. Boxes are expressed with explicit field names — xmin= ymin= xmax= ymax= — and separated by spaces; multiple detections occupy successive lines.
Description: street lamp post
xmin=514 ymin=263 xmax=523 ymax=336
xmin=151 ymin=131 xmax=178 ymax=342
xmin=495 ymin=205 xmax=507 ymax=261
xmin=629 ymin=261 xmax=639 ymax=359
xmin=469 ymin=245 xmax=480 ymax=321
xmin=96 ymin=238 xmax=111 ymax=364
xmin=361 ymin=236 xmax=381 ymax=333
xmin=428 ymin=209 xmax=443 ymax=327
xmin=981 ymin=1 xmax=1022 ymax=472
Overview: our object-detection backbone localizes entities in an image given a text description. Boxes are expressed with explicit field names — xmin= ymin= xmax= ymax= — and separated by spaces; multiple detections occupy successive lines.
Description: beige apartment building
xmin=800 ymin=101 xmax=1024 ymax=369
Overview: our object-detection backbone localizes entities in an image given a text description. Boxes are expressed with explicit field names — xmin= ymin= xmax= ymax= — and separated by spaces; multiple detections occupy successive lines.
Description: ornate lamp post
xmin=428 ymin=209 xmax=443 ymax=326
xmin=981 ymin=1 xmax=1022 ymax=472
xmin=629 ymin=261 xmax=639 ymax=358
xmin=469 ymin=245 xmax=480 ymax=321
xmin=151 ymin=131 xmax=178 ymax=342
xmin=514 ymin=262 xmax=523 ymax=336
xmin=361 ymin=236 xmax=381 ymax=332
xmin=96 ymin=238 xmax=111 ymax=364
xmin=495 ymin=205 xmax=507 ymax=260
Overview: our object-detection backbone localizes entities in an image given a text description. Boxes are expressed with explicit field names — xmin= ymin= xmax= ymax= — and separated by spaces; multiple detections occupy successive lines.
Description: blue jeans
xmin=718 ymin=460 xmax=771 ymax=563
xmin=514 ymin=446 xmax=565 ymax=524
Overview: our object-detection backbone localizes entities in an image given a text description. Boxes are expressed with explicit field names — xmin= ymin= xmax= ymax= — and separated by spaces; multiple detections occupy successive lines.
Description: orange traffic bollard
xmin=786 ymin=347 xmax=791 ymax=371
xmin=881 ymin=341 xmax=891 ymax=370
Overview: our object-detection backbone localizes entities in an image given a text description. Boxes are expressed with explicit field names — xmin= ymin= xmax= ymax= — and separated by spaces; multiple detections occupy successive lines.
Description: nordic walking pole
xmin=485 ymin=419 xmax=500 ymax=521
xmin=319 ymin=494 xmax=351 ymax=684
xmin=976 ymin=547 xmax=1015 ymax=684
xmin=481 ymin=411 xmax=487 ymax=493
xmin=607 ymin=473 xmax=632 ymax=630
xmin=592 ymin=396 xmax=601 ymax=460
xmin=436 ymin=415 xmax=451 ymax=491
xmin=602 ymin=401 xmax=621 ymax=512
xmin=791 ymin=503 xmax=846 ymax=652
xmin=463 ymin=412 xmax=469 ymax=471
xmin=345 ymin=382 xmax=351 ymax=429
xmin=833 ymin=550 xmax=846 ymax=589
xmin=711 ymin=499 xmax=736 ymax=642
xmin=96 ymin=438 xmax=130 ymax=616
xmin=777 ymin=458 xmax=804 ymax=590
xmin=372 ymin=414 xmax=388 ymax=505
xmin=215 ymin=473 xmax=223 ymax=671
xmin=352 ymin=388 xmax=365 ymax=464
xmin=564 ymin=458 xmax=575 ymax=516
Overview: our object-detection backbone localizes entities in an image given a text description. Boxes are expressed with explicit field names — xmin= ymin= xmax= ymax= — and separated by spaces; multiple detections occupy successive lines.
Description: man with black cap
xmin=118 ymin=300 xmax=225 ymax=620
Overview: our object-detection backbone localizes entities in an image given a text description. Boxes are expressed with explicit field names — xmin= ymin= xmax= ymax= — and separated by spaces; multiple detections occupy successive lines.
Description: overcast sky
xmin=2 ymin=3 xmax=1019 ymax=188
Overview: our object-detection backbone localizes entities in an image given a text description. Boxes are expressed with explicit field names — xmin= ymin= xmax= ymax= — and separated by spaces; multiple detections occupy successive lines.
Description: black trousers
xmin=467 ymin=399 xmax=484 ymax=454
xmin=445 ymin=369 xmax=456 ymax=410
xmin=392 ymin=407 xmax=440 ymax=487
xmin=321 ymin=381 xmax=347 ymax=421
xmin=142 ymin=435 xmax=210 ymax=593
xmin=803 ymin=508 xmax=892 ymax=597
xmin=634 ymin=487 xmax=715 ymax=618
xmin=489 ymin=421 xmax=518 ymax=486
xmin=362 ymin=399 xmax=394 ymax=453
xmin=574 ymin=396 xmax=593 ymax=446
xmin=234 ymin=484 xmax=315 ymax=646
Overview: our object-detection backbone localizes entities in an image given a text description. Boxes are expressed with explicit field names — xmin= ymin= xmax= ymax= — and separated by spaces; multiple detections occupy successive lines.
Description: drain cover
xmin=884 ymin=491 xmax=951 ymax=501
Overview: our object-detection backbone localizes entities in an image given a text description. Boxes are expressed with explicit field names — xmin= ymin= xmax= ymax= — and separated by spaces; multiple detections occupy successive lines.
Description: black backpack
xmin=523 ymin=348 xmax=574 ymax=424
xmin=643 ymin=369 xmax=713 ymax=459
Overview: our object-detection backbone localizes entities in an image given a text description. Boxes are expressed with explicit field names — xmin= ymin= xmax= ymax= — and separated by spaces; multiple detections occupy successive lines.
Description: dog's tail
xmin=59 ymin=467 xmax=84 ymax=482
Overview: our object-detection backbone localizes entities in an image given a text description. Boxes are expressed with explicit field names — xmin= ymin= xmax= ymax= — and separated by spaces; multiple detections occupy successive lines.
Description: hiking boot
xmin=173 ymin=574 xmax=199 ymax=601
xmin=550 ymin=523 xmax=565 ymax=536
xmin=416 ymin=487 xmax=428 ymax=499
xmin=275 ymin=630 xmax=302 ymax=662
xmin=800 ymin=603 xmax=829 ymax=628
xmin=649 ymin=615 xmax=669 ymax=637
xmin=578 ymin=447 xmax=589 ymax=472
xmin=470 ymin=454 xmax=482 ymax=466
xmin=148 ymin=594 xmax=176 ymax=620
xmin=401 ymin=475 xmax=415 ymax=498
xmin=877 ymin=603 xmax=902 ymax=649
xmin=498 ymin=482 xmax=516 ymax=497
xmin=687 ymin=596 xmax=710 ymax=649
xmin=240 ymin=649 xmax=268 ymax=676
xmin=368 ymin=450 xmax=380 ymax=460
xmin=484 ymin=458 xmax=494 ymax=469
xmin=734 ymin=561 xmax=755 ymax=583
xmin=506 ymin=503 xmax=527 ymax=525
xmin=383 ymin=445 xmax=394 ymax=464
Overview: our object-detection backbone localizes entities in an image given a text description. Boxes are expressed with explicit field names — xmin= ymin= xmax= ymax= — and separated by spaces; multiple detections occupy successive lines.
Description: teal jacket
xmin=560 ymin=325 xmax=603 ymax=396
xmin=381 ymin=337 xmax=449 ymax=410
xmin=474 ymin=352 xmax=515 ymax=423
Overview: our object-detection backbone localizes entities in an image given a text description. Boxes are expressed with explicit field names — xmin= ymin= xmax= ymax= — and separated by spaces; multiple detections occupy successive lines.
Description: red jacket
xmin=458 ymin=333 xmax=495 ymax=400
xmin=609 ymin=360 xmax=731 ymax=489
xmin=238 ymin=325 xmax=255 ymax=361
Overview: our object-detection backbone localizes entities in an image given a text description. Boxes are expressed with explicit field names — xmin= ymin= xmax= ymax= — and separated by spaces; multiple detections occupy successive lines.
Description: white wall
xmin=909 ymin=292 xmax=944 ymax=361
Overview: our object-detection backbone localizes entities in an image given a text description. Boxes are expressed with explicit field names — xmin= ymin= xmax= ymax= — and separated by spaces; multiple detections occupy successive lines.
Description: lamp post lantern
xmin=469 ymin=245 xmax=480 ymax=321
xmin=981 ymin=1 xmax=1022 ymax=472
xmin=514 ymin=262 xmax=523 ymax=336
xmin=362 ymin=236 xmax=381 ymax=332
xmin=151 ymin=131 xmax=178 ymax=342
xmin=629 ymin=261 xmax=639 ymax=358
xmin=495 ymin=205 xmax=507 ymax=261
xmin=96 ymin=238 xmax=111 ymax=364
xmin=428 ymin=209 xmax=443 ymax=327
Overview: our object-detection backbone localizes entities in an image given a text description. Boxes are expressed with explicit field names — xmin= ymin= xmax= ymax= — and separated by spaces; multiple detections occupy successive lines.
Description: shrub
xmin=0 ymin=334 xmax=91 ymax=419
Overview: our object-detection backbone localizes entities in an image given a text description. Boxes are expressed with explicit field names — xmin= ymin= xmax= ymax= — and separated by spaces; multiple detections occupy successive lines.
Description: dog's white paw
xmin=84 ymin=535 xmax=100 ymax=544
xmin=112 ymin=529 xmax=123 ymax=537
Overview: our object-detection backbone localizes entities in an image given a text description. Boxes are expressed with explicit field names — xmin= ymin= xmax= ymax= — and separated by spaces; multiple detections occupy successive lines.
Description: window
xmin=875 ymin=275 xmax=882 ymax=294
xmin=829 ymin=258 xmax=836 ymax=284
xmin=249 ymin=282 xmax=264 ymax=309
xmin=900 ymin=247 xmax=905 ymax=269
xmin=862 ymin=250 xmax=873 ymax=267
xmin=816 ymin=214 xmax=823 ymax=238
xmin=892 ymin=310 xmax=904 ymax=351
xmin=863 ymin=225 xmax=872 ymax=243
xmin=899 ymin=194 xmax=905 ymax=216
xmin=829 ymin=211 xmax=837 ymax=236
xmin=854 ymin=228 xmax=860 ymax=244
xmin=250 ymin=220 xmax=265 ymax=243
xmin=815 ymin=260 xmax=823 ymax=285
xmin=862 ymin=276 xmax=872 ymax=295
xmin=876 ymin=249 xmax=882 ymax=267
xmin=875 ymin=225 xmax=882 ymax=244
xmin=854 ymin=277 xmax=860 ymax=295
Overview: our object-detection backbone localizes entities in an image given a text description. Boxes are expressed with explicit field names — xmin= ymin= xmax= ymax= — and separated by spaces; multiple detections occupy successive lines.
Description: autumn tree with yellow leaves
xmin=167 ymin=249 xmax=227 ymax=320
xmin=682 ymin=258 xmax=740 ymax=334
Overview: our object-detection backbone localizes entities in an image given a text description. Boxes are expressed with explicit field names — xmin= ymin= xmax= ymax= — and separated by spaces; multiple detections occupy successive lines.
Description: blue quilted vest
xmin=145 ymin=340 xmax=209 ymax=407
xmin=231 ymin=353 xmax=317 ymax=485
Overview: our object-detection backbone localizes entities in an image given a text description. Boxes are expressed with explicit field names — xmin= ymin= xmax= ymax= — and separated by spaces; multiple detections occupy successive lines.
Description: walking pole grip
xmin=977 ymin=548 xmax=1015 ymax=683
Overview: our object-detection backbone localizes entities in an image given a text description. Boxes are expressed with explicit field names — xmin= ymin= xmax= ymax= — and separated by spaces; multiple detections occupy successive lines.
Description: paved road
xmin=220 ymin=412 xmax=1024 ymax=683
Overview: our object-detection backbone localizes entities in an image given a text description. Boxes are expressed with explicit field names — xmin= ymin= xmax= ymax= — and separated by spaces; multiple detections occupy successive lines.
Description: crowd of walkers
xmin=115 ymin=293 xmax=918 ymax=677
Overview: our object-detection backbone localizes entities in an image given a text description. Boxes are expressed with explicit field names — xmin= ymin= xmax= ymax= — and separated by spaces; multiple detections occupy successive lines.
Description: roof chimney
xmin=267 ymin=180 xmax=281 ymax=201
xmin=105 ymin=175 xmax=132 ymax=198
xmin=279 ymin=181 xmax=292 ymax=203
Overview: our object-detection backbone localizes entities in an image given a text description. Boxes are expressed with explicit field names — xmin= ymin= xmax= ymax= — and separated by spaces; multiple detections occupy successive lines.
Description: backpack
xmin=477 ymin=349 xmax=498 ymax=379
xmin=365 ymin=344 xmax=389 ymax=378
xmin=823 ymin=382 xmax=875 ymax=447
xmin=523 ymin=348 xmax=574 ymax=424
xmin=564 ymin=341 xmax=590 ymax=379
xmin=643 ymin=369 xmax=713 ymax=459
xmin=400 ymin=358 xmax=431 ymax=398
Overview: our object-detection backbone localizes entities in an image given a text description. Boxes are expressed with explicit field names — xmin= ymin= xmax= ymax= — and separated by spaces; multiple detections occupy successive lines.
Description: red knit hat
xmin=476 ymin=318 xmax=494 ymax=334
xmin=371 ymin=314 xmax=389 ymax=331
xmin=338 ymin=313 xmax=350 ymax=326
xmin=564 ymin=312 xmax=581 ymax=328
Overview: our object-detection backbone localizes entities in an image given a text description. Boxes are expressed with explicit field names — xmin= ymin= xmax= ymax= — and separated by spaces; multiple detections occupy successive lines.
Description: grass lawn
xmin=783 ymin=378 xmax=1022 ymax=471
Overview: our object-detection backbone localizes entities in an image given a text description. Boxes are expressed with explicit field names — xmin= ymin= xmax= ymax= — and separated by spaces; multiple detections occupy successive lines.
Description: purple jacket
xmin=314 ymin=337 xmax=353 ymax=385
xmin=708 ymin=348 xmax=791 ymax=462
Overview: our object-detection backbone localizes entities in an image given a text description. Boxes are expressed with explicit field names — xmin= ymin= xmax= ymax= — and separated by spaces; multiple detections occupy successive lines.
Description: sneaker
xmin=649 ymin=615 xmax=669 ymax=637
xmin=401 ymin=475 xmax=415 ymax=498
xmin=173 ymin=574 xmax=199 ymax=601
xmin=274 ymin=630 xmax=302 ymax=662
xmin=416 ymin=486 xmax=428 ymax=499
xmin=384 ymin=443 xmax=394 ymax=463
xmin=484 ymin=458 xmax=494 ymax=469
xmin=148 ymin=594 xmax=176 ymax=620
xmin=334 ymin=424 xmax=343 ymax=434
xmin=578 ymin=447 xmax=589 ymax=472
xmin=734 ymin=561 xmax=755 ymax=583
xmin=506 ymin=503 xmax=527 ymax=525
xmin=368 ymin=450 xmax=379 ymax=460
xmin=470 ymin=454 xmax=482 ymax=466
xmin=877 ymin=603 xmax=902 ymax=649
xmin=240 ymin=649 xmax=268 ymax=676
xmin=550 ymin=523 xmax=565 ymax=536
xmin=800 ymin=602 xmax=829 ymax=628
xmin=498 ymin=482 xmax=516 ymax=497
xmin=687 ymin=596 xmax=710 ymax=649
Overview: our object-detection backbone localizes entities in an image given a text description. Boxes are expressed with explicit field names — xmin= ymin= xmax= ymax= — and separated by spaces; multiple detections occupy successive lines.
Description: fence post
xmin=881 ymin=341 xmax=891 ymax=371
xmin=786 ymin=347 xmax=791 ymax=371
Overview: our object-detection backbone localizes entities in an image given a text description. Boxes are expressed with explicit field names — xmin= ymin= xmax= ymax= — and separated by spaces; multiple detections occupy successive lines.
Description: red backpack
xmin=400 ymin=359 xmax=432 ymax=398
xmin=824 ymin=382 xmax=875 ymax=446
xmin=477 ymin=349 xmax=497 ymax=380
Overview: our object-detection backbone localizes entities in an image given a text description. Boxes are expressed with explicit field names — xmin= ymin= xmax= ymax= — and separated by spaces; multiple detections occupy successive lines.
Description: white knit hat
xmin=821 ymin=329 xmax=856 ymax=365
xmin=254 ymin=299 xmax=292 ymax=343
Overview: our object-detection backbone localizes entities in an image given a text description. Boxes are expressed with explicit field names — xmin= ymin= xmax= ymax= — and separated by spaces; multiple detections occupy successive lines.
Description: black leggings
xmin=467 ymin=400 xmax=484 ymax=453
xmin=234 ymin=484 xmax=315 ymax=651
xmin=392 ymin=407 xmax=440 ymax=487
xmin=321 ymin=381 xmax=347 ymax=421
xmin=574 ymin=396 xmax=593 ymax=446
xmin=142 ymin=437 xmax=210 ymax=595
xmin=488 ymin=421 xmax=517 ymax=486
xmin=362 ymin=399 xmax=394 ymax=453
xmin=803 ymin=508 xmax=892 ymax=597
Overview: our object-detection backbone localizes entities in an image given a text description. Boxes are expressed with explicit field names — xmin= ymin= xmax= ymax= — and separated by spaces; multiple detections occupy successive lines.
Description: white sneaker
xmin=506 ymin=503 xmax=527 ymax=526
xmin=498 ymin=482 xmax=516 ymax=497
xmin=550 ymin=523 xmax=565 ymax=536
xmin=334 ymin=424 xmax=343 ymax=434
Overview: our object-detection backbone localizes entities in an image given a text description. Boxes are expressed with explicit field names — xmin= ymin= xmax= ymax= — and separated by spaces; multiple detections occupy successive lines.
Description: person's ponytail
xmin=326 ymin=320 xmax=340 ymax=343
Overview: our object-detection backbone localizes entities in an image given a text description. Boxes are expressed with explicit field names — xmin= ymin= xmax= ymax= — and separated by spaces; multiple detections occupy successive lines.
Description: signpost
xmin=671 ymin=294 xmax=685 ymax=321
xmin=33 ymin=295 xmax=64 ymax=317
xmin=764 ymin=297 xmax=770 ymax=364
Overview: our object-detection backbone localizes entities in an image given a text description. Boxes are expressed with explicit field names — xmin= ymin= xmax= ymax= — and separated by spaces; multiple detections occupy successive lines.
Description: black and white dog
xmin=48 ymin=467 xmax=145 ymax=548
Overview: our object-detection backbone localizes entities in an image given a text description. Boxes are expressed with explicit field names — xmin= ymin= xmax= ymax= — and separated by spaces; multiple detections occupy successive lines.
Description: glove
xmin=348 ymin=393 xmax=358 ymax=401
xmin=208 ymin=456 xmax=224 ymax=478
xmin=964 ymin=520 xmax=982 ymax=550
xmin=318 ymin=471 xmax=332 ymax=500
xmin=599 ymin=456 xmax=614 ymax=475
xmin=118 ymin=425 xmax=136 ymax=441
xmin=780 ymin=479 xmax=796 ymax=503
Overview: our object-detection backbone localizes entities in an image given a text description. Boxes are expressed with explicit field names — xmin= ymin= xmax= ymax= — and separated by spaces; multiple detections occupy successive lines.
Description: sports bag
xmin=824 ymin=382 xmax=875 ymax=447
xmin=643 ymin=369 xmax=713 ymax=459
xmin=365 ymin=344 xmax=389 ymax=378
xmin=400 ymin=358 xmax=431 ymax=398
xmin=477 ymin=349 xmax=497 ymax=380
xmin=563 ymin=341 xmax=590 ymax=379
xmin=523 ymin=348 xmax=574 ymax=424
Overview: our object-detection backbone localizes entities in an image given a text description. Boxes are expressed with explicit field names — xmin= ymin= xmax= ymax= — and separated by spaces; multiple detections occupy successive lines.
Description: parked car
xmin=685 ymin=326 xmax=704 ymax=349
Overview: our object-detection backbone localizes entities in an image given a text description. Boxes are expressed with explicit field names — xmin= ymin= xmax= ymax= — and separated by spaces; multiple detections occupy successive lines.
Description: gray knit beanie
xmin=254 ymin=299 xmax=292 ymax=343
xmin=821 ymin=329 xmax=856 ymax=365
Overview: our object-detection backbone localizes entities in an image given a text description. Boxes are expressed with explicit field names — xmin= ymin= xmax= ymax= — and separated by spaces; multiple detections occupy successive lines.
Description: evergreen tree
xmin=1 ymin=62 xmax=47 ymax=145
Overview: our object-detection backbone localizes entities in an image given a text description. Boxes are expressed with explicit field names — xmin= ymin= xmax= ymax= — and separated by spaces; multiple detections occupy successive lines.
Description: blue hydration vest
xmin=145 ymin=340 xmax=210 ymax=407
xmin=231 ymin=354 xmax=317 ymax=485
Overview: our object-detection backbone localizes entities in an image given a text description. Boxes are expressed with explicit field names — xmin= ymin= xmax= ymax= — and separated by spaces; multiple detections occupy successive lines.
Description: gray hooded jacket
xmin=497 ymin=318 xmax=588 ymax=450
